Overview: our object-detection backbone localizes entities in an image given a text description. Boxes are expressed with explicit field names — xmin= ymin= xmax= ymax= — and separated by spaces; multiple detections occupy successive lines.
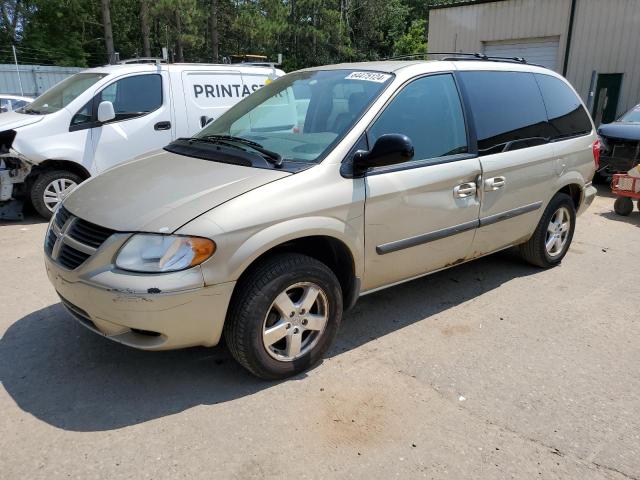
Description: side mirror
xmin=353 ymin=134 xmax=414 ymax=173
xmin=97 ymin=100 xmax=116 ymax=123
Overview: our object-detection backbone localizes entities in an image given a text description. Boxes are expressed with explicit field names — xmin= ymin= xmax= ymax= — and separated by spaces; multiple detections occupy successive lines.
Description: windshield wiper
xmin=199 ymin=134 xmax=283 ymax=167
xmin=22 ymin=107 xmax=43 ymax=115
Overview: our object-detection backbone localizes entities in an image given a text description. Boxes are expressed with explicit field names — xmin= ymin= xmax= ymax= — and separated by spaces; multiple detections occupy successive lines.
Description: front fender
xmin=190 ymin=215 xmax=364 ymax=286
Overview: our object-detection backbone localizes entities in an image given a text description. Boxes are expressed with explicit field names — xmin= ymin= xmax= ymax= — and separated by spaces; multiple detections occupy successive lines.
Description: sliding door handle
xmin=154 ymin=121 xmax=171 ymax=131
xmin=454 ymin=182 xmax=477 ymax=198
xmin=484 ymin=176 xmax=506 ymax=191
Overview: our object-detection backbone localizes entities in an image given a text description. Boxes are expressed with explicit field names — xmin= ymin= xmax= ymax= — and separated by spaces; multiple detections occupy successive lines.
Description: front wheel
xmin=224 ymin=253 xmax=343 ymax=379
xmin=519 ymin=193 xmax=576 ymax=268
xmin=30 ymin=170 xmax=81 ymax=219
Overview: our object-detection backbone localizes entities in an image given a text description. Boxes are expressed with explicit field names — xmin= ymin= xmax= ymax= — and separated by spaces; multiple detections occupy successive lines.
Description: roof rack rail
xmin=383 ymin=52 xmax=532 ymax=65
xmin=117 ymin=57 xmax=167 ymax=64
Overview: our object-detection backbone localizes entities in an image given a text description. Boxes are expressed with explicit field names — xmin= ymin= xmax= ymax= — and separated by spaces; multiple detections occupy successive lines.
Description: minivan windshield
xmin=194 ymin=69 xmax=394 ymax=164
xmin=21 ymin=72 xmax=107 ymax=115
xmin=619 ymin=105 xmax=640 ymax=123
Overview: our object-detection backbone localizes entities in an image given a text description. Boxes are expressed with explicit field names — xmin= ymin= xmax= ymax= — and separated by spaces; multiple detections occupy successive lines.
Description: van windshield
xmin=194 ymin=69 xmax=394 ymax=164
xmin=21 ymin=72 xmax=107 ymax=115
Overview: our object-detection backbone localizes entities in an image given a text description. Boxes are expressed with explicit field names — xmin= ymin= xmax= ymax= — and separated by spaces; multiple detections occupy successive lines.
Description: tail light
xmin=592 ymin=138 xmax=601 ymax=169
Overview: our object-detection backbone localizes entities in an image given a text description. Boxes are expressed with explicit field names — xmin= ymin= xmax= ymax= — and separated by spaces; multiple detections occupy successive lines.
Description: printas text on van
xmin=193 ymin=83 xmax=264 ymax=98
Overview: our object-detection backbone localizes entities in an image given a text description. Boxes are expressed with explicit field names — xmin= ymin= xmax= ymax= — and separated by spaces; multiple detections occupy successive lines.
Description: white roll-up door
xmin=483 ymin=38 xmax=560 ymax=71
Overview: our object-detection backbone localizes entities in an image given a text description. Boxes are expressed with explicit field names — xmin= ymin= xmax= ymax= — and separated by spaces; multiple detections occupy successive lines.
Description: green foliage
xmin=393 ymin=19 xmax=427 ymax=57
xmin=3 ymin=0 xmax=461 ymax=69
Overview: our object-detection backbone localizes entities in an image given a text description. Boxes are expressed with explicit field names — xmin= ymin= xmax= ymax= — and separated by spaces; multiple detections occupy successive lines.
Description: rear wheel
xmin=30 ymin=170 xmax=81 ymax=219
xmin=224 ymin=253 xmax=343 ymax=379
xmin=519 ymin=193 xmax=576 ymax=268
xmin=614 ymin=197 xmax=633 ymax=216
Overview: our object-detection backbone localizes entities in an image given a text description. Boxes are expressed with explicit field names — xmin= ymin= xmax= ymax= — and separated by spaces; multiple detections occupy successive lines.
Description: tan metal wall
xmin=428 ymin=0 xmax=640 ymax=115
xmin=567 ymin=0 xmax=640 ymax=115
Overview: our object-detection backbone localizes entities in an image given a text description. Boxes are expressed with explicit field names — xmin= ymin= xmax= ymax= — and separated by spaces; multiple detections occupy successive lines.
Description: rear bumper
xmin=578 ymin=183 xmax=597 ymax=216
xmin=45 ymin=256 xmax=236 ymax=350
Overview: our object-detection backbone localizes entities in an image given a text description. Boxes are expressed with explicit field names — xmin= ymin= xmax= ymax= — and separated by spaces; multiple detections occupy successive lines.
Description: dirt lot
xmin=1 ymin=188 xmax=638 ymax=480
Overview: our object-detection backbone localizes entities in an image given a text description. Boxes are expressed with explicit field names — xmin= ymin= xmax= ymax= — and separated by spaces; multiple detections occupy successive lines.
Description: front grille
xmin=47 ymin=206 xmax=116 ymax=270
xmin=44 ymin=229 xmax=56 ymax=255
xmin=54 ymin=206 xmax=72 ymax=229
xmin=68 ymin=218 xmax=115 ymax=248
xmin=601 ymin=139 xmax=640 ymax=172
xmin=58 ymin=243 xmax=91 ymax=270
xmin=59 ymin=295 xmax=97 ymax=330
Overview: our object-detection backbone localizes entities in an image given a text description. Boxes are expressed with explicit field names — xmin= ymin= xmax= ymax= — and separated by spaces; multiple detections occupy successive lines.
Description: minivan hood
xmin=0 ymin=111 xmax=44 ymax=131
xmin=63 ymin=150 xmax=291 ymax=232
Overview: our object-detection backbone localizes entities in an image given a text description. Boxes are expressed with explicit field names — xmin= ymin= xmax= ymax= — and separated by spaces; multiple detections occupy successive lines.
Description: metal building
xmin=0 ymin=64 xmax=83 ymax=98
xmin=428 ymin=0 xmax=640 ymax=124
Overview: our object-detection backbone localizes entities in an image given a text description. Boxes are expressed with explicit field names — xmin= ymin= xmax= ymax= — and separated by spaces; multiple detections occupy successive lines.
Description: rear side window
xmin=535 ymin=74 xmax=592 ymax=139
xmin=98 ymin=74 xmax=162 ymax=121
xmin=459 ymin=71 xmax=551 ymax=155
xmin=369 ymin=74 xmax=468 ymax=163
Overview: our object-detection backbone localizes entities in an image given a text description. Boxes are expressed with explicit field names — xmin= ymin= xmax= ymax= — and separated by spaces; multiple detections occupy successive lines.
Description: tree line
xmin=1 ymin=0 xmax=460 ymax=71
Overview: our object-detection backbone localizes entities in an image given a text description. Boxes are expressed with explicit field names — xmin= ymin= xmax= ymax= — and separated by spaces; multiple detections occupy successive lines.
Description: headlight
xmin=115 ymin=234 xmax=216 ymax=273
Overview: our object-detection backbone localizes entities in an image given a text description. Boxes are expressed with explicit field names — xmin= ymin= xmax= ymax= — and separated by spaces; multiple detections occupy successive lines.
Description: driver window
xmin=369 ymin=74 xmax=468 ymax=164
xmin=97 ymin=74 xmax=162 ymax=122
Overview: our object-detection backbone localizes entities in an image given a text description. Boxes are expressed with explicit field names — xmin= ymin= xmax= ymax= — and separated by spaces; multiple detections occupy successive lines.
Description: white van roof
xmin=83 ymin=62 xmax=284 ymax=76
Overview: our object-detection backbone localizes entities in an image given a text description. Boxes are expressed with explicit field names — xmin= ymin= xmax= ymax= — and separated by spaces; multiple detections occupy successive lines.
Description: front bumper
xmin=45 ymin=255 xmax=236 ymax=350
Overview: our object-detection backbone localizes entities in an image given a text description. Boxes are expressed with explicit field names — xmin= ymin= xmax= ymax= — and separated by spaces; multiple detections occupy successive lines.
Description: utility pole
xmin=11 ymin=45 xmax=24 ymax=96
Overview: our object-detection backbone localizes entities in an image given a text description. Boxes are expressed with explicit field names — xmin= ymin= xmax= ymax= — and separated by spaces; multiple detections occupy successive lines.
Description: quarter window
xmin=459 ymin=71 xmax=552 ymax=155
xmin=71 ymin=100 xmax=94 ymax=127
xmin=369 ymin=74 xmax=468 ymax=163
xmin=98 ymin=74 xmax=162 ymax=122
xmin=535 ymin=74 xmax=592 ymax=139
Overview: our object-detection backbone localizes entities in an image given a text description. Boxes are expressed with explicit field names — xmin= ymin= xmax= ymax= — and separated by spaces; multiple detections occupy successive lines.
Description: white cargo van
xmin=0 ymin=61 xmax=284 ymax=219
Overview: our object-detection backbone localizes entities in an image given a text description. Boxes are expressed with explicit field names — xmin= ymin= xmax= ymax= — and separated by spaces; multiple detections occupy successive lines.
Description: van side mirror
xmin=353 ymin=134 xmax=414 ymax=173
xmin=97 ymin=101 xmax=116 ymax=123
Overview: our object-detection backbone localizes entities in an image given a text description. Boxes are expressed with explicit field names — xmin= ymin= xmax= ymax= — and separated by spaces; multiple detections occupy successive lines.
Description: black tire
xmin=224 ymin=253 xmax=343 ymax=379
xmin=637 ymin=199 xmax=640 ymax=212
xmin=30 ymin=169 xmax=83 ymax=220
xmin=613 ymin=197 xmax=633 ymax=216
xmin=519 ymin=193 xmax=576 ymax=268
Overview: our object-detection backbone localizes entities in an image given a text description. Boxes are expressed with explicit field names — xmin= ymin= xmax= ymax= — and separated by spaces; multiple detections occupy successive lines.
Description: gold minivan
xmin=44 ymin=59 xmax=598 ymax=378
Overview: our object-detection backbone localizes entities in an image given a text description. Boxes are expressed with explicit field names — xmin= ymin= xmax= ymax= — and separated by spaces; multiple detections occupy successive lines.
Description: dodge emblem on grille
xmin=50 ymin=214 xmax=75 ymax=261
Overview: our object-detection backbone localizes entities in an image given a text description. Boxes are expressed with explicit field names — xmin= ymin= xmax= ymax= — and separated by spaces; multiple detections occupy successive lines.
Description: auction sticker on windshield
xmin=345 ymin=71 xmax=392 ymax=83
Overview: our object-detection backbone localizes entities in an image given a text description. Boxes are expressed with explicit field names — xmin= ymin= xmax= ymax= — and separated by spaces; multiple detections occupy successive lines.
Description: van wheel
xmin=30 ymin=170 xmax=81 ymax=219
xmin=224 ymin=253 xmax=343 ymax=379
xmin=613 ymin=197 xmax=633 ymax=216
xmin=519 ymin=193 xmax=576 ymax=268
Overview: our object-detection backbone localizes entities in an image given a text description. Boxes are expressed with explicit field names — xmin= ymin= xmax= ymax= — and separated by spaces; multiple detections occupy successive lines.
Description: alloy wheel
xmin=262 ymin=282 xmax=329 ymax=361
xmin=545 ymin=206 xmax=571 ymax=257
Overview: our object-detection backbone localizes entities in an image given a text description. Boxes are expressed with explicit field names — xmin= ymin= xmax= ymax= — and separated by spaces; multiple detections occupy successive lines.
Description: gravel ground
xmin=1 ymin=188 xmax=638 ymax=479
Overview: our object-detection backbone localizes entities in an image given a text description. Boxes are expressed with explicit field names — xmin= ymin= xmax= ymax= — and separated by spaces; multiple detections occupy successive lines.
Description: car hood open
xmin=0 ymin=111 xmax=45 ymax=131
xmin=63 ymin=150 xmax=291 ymax=233
xmin=598 ymin=122 xmax=640 ymax=142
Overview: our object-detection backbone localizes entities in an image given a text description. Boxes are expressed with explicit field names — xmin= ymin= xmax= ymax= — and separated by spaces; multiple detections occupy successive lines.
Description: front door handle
xmin=453 ymin=182 xmax=477 ymax=198
xmin=154 ymin=121 xmax=171 ymax=131
xmin=484 ymin=176 xmax=506 ymax=191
